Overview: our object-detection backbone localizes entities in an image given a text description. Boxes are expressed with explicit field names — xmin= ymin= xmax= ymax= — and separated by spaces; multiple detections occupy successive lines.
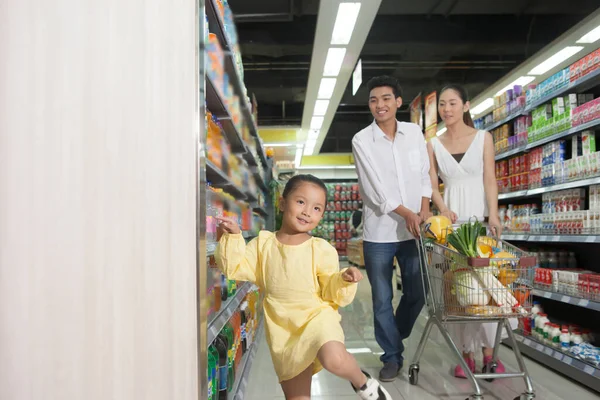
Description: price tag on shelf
xmin=536 ymin=344 xmax=544 ymax=352
xmin=523 ymin=338 xmax=531 ymax=346
xmin=561 ymin=295 xmax=570 ymax=303
xmin=544 ymin=347 xmax=553 ymax=356
xmin=584 ymin=365 xmax=595 ymax=375
xmin=564 ymin=356 xmax=573 ymax=365
xmin=553 ymin=352 xmax=563 ymax=361
xmin=542 ymin=291 xmax=551 ymax=298
xmin=578 ymin=299 xmax=590 ymax=307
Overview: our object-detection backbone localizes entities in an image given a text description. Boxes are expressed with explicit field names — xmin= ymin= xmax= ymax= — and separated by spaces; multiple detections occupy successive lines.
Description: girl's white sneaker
xmin=353 ymin=371 xmax=392 ymax=400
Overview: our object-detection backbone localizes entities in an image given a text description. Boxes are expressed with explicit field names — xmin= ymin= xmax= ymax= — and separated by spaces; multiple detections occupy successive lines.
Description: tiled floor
xmin=244 ymin=266 xmax=598 ymax=399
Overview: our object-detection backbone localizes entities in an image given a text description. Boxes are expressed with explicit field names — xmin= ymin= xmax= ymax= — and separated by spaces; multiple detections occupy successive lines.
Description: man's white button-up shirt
xmin=352 ymin=120 xmax=433 ymax=243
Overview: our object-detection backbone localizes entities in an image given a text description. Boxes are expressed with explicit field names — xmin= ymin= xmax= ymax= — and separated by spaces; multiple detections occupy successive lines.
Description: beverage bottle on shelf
xmin=221 ymin=274 xmax=228 ymax=302
xmin=240 ymin=301 xmax=248 ymax=353
xmin=215 ymin=334 xmax=229 ymax=400
xmin=223 ymin=322 xmax=235 ymax=391
xmin=209 ymin=345 xmax=220 ymax=400
xmin=208 ymin=346 xmax=216 ymax=400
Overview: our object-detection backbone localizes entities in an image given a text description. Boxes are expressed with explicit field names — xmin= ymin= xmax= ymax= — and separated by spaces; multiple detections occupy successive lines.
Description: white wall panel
xmin=0 ymin=1 xmax=200 ymax=399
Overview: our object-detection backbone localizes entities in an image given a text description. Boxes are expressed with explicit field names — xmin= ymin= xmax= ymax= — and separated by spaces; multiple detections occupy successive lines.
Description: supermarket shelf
xmin=501 ymin=233 xmax=600 ymax=243
xmin=245 ymin=190 xmax=258 ymax=202
xmin=207 ymin=241 xmax=217 ymax=257
xmin=528 ymin=176 xmax=600 ymax=196
xmin=498 ymin=190 xmax=528 ymax=200
xmin=501 ymin=233 xmax=530 ymax=241
xmin=525 ymin=118 xmax=600 ymax=150
xmin=525 ymin=69 xmax=600 ymax=113
xmin=498 ymin=176 xmax=600 ymax=200
xmin=207 ymin=282 xmax=252 ymax=346
xmin=206 ymin=0 xmax=267 ymax=167
xmin=532 ymin=288 xmax=600 ymax=311
xmin=504 ymin=333 xmax=600 ymax=393
xmin=206 ymin=76 xmax=247 ymax=153
xmin=252 ymin=205 xmax=269 ymax=218
xmin=494 ymin=118 xmax=600 ymax=161
xmin=242 ymin=150 xmax=258 ymax=167
xmin=252 ymin=168 xmax=268 ymax=192
xmin=230 ymin=319 xmax=264 ymax=400
xmin=483 ymin=110 xmax=528 ymax=132
xmin=206 ymin=161 xmax=247 ymax=200
xmin=495 ymin=145 xmax=528 ymax=161
xmin=256 ymin=138 xmax=269 ymax=166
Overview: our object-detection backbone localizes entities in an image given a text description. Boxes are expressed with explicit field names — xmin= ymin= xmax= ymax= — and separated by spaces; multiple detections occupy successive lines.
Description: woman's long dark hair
xmin=440 ymin=84 xmax=475 ymax=128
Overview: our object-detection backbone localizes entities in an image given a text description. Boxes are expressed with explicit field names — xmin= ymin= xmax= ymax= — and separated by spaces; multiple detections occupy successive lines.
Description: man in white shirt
xmin=352 ymin=76 xmax=433 ymax=381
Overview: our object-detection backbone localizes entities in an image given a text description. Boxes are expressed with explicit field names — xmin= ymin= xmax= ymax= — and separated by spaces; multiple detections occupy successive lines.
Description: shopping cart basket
xmin=409 ymin=223 xmax=537 ymax=400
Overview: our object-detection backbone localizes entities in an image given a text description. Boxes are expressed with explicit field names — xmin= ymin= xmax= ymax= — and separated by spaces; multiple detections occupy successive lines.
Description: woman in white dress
xmin=426 ymin=84 xmax=505 ymax=378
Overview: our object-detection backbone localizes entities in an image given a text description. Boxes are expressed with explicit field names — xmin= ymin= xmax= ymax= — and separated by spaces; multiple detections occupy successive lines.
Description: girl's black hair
xmin=440 ymin=84 xmax=475 ymax=128
xmin=282 ymin=174 xmax=328 ymax=199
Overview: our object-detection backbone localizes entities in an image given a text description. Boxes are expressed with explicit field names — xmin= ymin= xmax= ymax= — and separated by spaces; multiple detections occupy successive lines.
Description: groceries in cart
xmin=422 ymin=217 xmax=535 ymax=319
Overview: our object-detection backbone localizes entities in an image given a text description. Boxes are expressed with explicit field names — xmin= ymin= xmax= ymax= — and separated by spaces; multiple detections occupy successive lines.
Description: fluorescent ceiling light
xmin=307 ymin=130 xmax=320 ymax=141
xmin=323 ymin=48 xmax=347 ymax=77
xmin=528 ymin=46 xmax=584 ymax=75
xmin=436 ymin=127 xmax=447 ymax=136
xmin=306 ymin=139 xmax=317 ymax=149
xmin=317 ymin=78 xmax=337 ymax=99
xmin=331 ymin=3 xmax=361 ymax=45
xmin=470 ymin=98 xmax=494 ymax=116
xmin=577 ymin=25 xmax=600 ymax=44
xmin=352 ymin=59 xmax=362 ymax=96
xmin=313 ymin=100 xmax=330 ymax=116
xmin=304 ymin=146 xmax=314 ymax=156
xmin=310 ymin=116 xmax=324 ymax=130
xmin=495 ymin=76 xmax=536 ymax=96
xmin=294 ymin=148 xmax=303 ymax=168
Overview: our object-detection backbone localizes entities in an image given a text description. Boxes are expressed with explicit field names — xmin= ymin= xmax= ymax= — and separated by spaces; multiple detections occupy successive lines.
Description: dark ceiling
xmin=228 ymin=0 xmax=600 ymax=153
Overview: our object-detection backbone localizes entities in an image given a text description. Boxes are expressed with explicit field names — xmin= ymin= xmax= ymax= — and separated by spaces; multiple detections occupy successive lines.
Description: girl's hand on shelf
xmin=217 ymin=216 xmax=241 ymax=235
xmin=342 ymin=267 xmax=364 ymax=283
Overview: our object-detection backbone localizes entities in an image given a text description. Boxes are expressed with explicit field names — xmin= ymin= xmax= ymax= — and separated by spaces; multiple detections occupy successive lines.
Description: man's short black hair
xmin=367 ymin=75 xmax=403 ymax=99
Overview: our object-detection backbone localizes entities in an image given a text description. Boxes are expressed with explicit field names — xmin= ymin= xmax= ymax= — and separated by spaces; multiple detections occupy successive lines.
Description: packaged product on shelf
xmin=215 ymin=333 xmax=229 ymax=400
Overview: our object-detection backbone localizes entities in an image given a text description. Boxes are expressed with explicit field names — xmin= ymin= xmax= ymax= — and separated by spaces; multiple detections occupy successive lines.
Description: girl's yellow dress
xmin=216 ymin=231 xmax=357 ymax=382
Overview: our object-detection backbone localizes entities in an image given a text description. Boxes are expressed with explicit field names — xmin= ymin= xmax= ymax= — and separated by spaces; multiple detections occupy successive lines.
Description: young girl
xmin=216 ymin=174 xmax=391 ymax=400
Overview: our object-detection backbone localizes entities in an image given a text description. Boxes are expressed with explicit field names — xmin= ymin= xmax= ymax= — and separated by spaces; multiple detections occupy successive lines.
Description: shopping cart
xmin=408 ymin=222 xmax=537 ymax=400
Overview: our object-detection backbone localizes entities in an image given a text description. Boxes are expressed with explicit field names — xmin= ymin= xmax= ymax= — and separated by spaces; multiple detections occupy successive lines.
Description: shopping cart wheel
xmin=408 ymin=364 xmax=419 ymax=385
xmin=482 ymin=361 xmax=497 ymax=382
xmin=514 ymin=394 xmax=535 ymax=400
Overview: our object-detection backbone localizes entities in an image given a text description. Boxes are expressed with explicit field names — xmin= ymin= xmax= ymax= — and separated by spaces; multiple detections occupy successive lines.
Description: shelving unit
xmin=484 ymin=109 xmax=528 ymax=132
xmin=229 ymin=320 xmax=264 ymax=400
xmin=532 ymin=288 xmax=600 ymax=311
xmin=201 ymin=2 xmax=275 ymax=399
xmin=495 ymin=118 xmax=600 ymax=161
xmin=504 ymin=333 xmax=600 ymax=392
xmin=492 ymin=48 xmax=600 ymax=394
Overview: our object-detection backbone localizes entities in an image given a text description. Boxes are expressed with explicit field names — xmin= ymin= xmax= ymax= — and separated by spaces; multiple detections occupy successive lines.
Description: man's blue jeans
xmin=363 ymin=239 xmax=425 ymax=366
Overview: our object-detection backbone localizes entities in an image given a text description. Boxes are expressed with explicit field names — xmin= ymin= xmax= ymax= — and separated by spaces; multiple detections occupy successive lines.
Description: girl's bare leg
xmin=482 ymin=347 xmax=493 ymax=358
xmin=281 ymin=364 xmax=313 ymax=400
xmin=317 ymin=341 xmax=367 ymax=389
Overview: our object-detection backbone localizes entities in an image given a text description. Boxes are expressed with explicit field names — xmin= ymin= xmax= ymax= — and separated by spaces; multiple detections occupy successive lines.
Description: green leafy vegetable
xmin=446 ymin=219 xmax=484 ymax=257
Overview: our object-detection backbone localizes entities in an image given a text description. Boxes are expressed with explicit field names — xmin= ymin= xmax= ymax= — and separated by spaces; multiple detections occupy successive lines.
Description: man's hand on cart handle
xmin=418 ymin=210 xmax=433 ymax=223
xmin=405 ymin=212 xmax=422 ymax=237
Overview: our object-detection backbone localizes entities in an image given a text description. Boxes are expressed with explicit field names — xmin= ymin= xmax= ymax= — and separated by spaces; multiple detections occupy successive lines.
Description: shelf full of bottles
xmin=489 ymin=46 xmax=600 ymax=392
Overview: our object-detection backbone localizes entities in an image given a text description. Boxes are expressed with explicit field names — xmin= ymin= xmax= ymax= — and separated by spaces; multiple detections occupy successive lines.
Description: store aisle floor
xmin=244 ymin=266 xmax=598 ymax=399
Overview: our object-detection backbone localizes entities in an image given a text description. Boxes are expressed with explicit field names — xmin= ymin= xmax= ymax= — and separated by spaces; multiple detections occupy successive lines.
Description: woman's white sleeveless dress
xmin=431 ymin=130 xmax=516 ymax=352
